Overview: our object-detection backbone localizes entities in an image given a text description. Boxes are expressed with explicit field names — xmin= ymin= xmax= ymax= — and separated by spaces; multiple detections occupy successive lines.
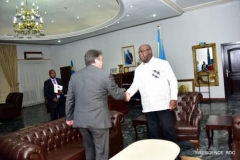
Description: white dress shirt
xmin=51 ymin=78 xmax=60 ymax=98
xmin=127 ymin=57 xmax=178 ymax=113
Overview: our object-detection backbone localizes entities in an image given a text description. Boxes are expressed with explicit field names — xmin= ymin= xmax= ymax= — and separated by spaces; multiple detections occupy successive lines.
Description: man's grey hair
xmin=84 ymin=50 xmax=102 ymax=66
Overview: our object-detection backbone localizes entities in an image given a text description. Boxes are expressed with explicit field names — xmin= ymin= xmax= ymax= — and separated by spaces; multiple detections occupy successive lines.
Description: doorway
xmin=222 ymin=42 xmax=240 ymax=101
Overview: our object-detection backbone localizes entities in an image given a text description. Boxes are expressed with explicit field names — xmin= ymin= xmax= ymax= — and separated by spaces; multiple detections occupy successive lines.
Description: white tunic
xmin=127 ymin=57 xmax=178 ymax=113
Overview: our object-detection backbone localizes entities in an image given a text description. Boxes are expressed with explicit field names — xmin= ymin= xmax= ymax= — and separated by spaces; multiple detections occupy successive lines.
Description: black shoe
xmin=175 ymin=156 xmax=181 ymax=160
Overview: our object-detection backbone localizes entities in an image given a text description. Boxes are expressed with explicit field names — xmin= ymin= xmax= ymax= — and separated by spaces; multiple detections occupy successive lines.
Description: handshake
xmin=125 ymin=92 xmax=131 ymax=102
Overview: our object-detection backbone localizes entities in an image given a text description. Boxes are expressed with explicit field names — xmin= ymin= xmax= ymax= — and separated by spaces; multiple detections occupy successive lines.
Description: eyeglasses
xmin=138 ymin=49 xmax=150 ymax=54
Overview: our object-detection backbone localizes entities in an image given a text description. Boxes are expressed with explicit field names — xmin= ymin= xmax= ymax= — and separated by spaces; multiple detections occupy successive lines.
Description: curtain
xmin=0 ymin=45 xmax=18 ymax=92
xmin=18 ymin=60 xmax=51 ymax=107
xmin=0 ymin=66 xmax=10 ymax=103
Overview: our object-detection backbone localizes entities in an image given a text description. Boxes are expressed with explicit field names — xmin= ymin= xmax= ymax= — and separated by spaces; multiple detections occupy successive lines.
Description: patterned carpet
xmin=0 ymin=102 xmax=239 ymax=160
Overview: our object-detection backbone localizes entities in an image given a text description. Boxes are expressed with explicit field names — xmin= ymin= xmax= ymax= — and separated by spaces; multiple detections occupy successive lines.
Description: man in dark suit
xmin=44 ymin=69 xmax=66 ymax=121
xmin=125 ymin=49 xmax=133 ymax=65
xmin=65 ymin=50 xmax=129 ymax=160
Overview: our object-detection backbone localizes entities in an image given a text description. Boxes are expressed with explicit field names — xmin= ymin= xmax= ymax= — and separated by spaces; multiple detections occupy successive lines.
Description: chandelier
xmin=13 ymin=0 xmax=44 ymax=38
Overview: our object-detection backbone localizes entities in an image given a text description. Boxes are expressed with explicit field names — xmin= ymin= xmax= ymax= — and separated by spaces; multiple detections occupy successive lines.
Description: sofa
xmin=0 ymin=110 xmax=124 ymax=160
xmin=232 ymin=114 xmax=240 ymax=160
xmin=0 ymin=92 xmax=23 ymax=120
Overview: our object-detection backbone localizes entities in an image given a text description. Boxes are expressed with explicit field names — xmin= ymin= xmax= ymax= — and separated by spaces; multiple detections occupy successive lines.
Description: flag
xmin=71 ymin=60 xmax=75 ymax=74
xmin=157 ymin=27 xmax=166 ymax=60
xmin=207 ymin=48 xmax=212 ymax=65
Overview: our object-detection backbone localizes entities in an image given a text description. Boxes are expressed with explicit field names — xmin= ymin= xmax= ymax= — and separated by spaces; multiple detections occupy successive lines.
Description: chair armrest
xmin=109 ymin=110 xmax=124 ymax=132
xmin=0 ymin=136 xmax=45 ymax=160
xmin=192 ymin=109 xmax=203 ymax=126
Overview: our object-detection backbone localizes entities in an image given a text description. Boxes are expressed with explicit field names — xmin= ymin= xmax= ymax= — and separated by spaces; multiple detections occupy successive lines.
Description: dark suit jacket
xmin=44 ymin=78 xmax=66 ymax=109
xmin=65 ymin=65 xmax=126 ymax=129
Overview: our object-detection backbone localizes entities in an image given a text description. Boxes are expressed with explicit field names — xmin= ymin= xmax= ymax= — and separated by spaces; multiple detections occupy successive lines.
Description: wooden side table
xmin=205 ymin=115 xmax=232 ymax=150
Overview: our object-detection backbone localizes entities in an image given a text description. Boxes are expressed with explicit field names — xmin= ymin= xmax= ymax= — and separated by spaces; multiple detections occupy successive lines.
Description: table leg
xmin=132 ymin=121 xmax=138 ymax=141
xmin=228 ymin=127 xmax=232 ymax=150
xmin=210 ymin=129 xmax=214 ymax=147
xmin=206 ymin=126 xmax=211 ymax=150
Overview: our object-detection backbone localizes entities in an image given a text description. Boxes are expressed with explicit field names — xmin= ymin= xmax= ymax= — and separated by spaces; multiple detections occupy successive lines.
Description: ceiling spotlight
xmin=77 ymin=16 xmax=79 ymax=19
xmin=58 ymin=40 xmax=61 ymax=43
xmin=127 ymin=15 xmax=129 ymax=17
xmin=52 ymin=20 xmax=54 ymax=22
xmin=130 ymin=5 xmax=133 ymax=8
xmin=45 ymin=12 xmax=47 ymax=14
xmin=97 ymin=5 xmax=100 ymax=7
xmin=6 ymin=0 xmax=9 ymax=2
xmin=152 ymin=14 xmax=156 ymax=17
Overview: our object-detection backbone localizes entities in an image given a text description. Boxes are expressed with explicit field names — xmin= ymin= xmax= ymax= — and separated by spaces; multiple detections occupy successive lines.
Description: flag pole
xmin=157 ymin=25 xmax=161 ymax=58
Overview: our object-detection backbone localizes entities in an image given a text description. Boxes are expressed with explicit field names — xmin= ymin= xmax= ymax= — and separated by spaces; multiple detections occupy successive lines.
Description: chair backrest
xmin=5 ymin=92 xmax=23 ymax=107
xmin=233 ymin=114 xmax=240 ymax=141
xmin=173 ymin=92 xmax=203 ymax=122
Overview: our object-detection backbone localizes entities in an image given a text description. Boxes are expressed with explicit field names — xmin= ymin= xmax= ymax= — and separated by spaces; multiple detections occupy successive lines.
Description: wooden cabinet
xmin=108 ymin=96 xmax=128 ymax=114
xmin=113 ymin=72 xmax=141 ymax=104
xmin=108 ymin=71 xmax=141 ymax=115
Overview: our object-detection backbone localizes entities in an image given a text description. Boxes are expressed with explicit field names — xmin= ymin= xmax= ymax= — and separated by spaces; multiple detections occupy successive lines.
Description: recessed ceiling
xmin=0 ymin=0 xmax=234 ymax=45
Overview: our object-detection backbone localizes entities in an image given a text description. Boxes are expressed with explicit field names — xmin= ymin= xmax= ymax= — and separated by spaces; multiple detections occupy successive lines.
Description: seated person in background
xmin=196 ymin=61 xmax=201 ymax=72
xmin=202 ymin=61 xmax=208 ymax=72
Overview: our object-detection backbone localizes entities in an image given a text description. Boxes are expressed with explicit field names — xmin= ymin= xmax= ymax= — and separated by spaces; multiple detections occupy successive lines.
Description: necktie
xmin=53 ymin=79 xmax=56 ymax=84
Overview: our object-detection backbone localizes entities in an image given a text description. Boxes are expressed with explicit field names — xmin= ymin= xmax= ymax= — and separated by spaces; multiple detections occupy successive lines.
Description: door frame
xmin=221 ymin=41 xmax=240 ymax=101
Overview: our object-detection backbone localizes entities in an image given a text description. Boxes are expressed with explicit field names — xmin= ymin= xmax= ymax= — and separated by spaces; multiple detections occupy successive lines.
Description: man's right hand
xmin=125 ymin=92 xmax=131 ymax=102
xmin=53 ymin=98 xmax=58 ymax=102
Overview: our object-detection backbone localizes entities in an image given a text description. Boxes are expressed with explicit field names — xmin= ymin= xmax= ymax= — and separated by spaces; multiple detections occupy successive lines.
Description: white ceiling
xmin=0 ymin=0 xmax=235 ymax=45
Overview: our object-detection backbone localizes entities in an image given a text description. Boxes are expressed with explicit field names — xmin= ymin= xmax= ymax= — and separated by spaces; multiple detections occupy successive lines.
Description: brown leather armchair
xmin=173 ymin=92 xmax=203 ymax=150
xmin=0 ymin=92 xmax=23 ymax=120
xmin=132 ymin=92 xmax=203 ymax=150
xmin=232 ymin=114 xmax=240 ymax=160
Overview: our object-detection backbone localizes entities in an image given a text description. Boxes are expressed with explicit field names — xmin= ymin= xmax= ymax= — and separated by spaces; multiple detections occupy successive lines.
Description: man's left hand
xmin=58 ymin=90 xmax=63 ymax=94
xmin=169 ymin=100 xmax=177 ymax=110
xmin=66 ymin=120 xmax=73 ymax=126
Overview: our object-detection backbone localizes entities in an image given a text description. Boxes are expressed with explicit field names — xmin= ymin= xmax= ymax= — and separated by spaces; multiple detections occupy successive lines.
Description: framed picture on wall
xmin=121 ymin=45 xmax=136 ymax=67
xmin=110 ymin=68 xmax=117 ymax=74
xmin=178 ymin=79 xmax=194 ymax=92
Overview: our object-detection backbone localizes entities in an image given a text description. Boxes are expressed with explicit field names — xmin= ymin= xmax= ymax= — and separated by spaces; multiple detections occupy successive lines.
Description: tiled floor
xmin=0 ymin=101 xmax=239 ymax=160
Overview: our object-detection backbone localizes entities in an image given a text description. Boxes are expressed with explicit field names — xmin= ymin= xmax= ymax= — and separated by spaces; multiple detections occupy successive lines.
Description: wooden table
xmin=110 ymin=139 xmax=180 ymax=160
xmin=205 ymin=115 xmax=232 ymax=150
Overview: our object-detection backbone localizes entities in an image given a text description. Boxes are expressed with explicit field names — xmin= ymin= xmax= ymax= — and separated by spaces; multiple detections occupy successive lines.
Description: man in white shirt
xmin=126 ymin=44 xmax=179 ymax=154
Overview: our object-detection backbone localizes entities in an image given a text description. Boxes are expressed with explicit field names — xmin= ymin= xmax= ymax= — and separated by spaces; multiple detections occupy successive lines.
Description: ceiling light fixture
xmin=13 ymin=0 xmax=44 ymax=38
xmin=152 ymin=14 xmax=156 ymax=17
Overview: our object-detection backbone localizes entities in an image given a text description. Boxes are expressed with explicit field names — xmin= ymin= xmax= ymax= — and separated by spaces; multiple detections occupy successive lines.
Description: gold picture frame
xmin=178 ymin=79 xmax=195 ymax=93
xmin=124 ymin=67 xmax=129 ymax=73
xmin=121 ymin=45 xmax=136 ymax=67
xmin=118 ymin=64 xmax=124 ymax=73
xmin=110 ymin=68 xmax=117 ymax=74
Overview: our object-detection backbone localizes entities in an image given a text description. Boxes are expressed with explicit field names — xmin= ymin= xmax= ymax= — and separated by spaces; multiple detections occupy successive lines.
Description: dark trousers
xmin=50 ymin=103 xmax=65 ymax=121
xmin=79 ymin=128 xmax=109 ymax=160
xmin=145 ymin=109 xmax=177 ymax=142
